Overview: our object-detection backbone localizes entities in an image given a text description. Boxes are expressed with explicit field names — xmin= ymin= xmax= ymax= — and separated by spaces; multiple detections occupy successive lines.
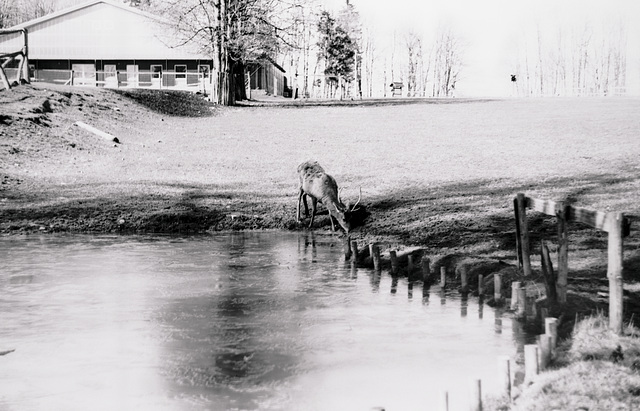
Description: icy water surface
xmin=0 ymin=232 xmax=531 ymax=410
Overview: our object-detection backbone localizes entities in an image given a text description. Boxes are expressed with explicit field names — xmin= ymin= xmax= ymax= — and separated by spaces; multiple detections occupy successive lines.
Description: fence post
xmin=440 ymin=390 xmax=449 ymax=411
xmin=544 ymin=317 xmax=558 ymax=356
xmin=440 ymin=267 xmax=446 ymax=288
xmin=556 ymin=202 xmax=569 ymax=303
xmin=538 ymin=334 xmax=552 ymax=370
xmin=422 ymin=257 xmax=430 ymax=283
xmin=478 ymin=274 xmax=484 ymax=296
xmin=350 ymin=241 xmax=358 ymax=263
xmin=460 ymin=266 xmax=468 ymax=293
xmin=407 ymin=254 xmax=414 ymax=279
xmin=494 ymin=273 xmax=502 ymax=302
xmin=524 ymin=344 xmax=539 ymax=384
xmin=390 ymin=250 xmax=398 ymax=275
xmin=540 ymin=241 xmax=557 ymax=304
xmin=498 ymin=356 xmax=511 ymax=399
xmin=516 ymin=193 xmax=532 ymax=276
xmin=370 ymin=244 xmax=381 ymax=271
xmin=608 ymin=212 xmax=625 ymax=335
xmin=517 ymin=287 xmax=526 ymax=319
xmin=470 ymin=379 xmax=482 ymax=411
xmin=343 ymin=236 xmax=351 ymax=260
xmin=510 ymin=281 xmax=521 ymax=310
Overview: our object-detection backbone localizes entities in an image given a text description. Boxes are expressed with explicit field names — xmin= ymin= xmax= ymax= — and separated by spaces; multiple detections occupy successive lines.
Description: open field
xmin=3 ymin=84 xmax=640 ymax=306
xmin=2 ymin=84 xmax=640 ymax=408
xmin=2 ymin=84 xmax=640 ymax=261
xmin=3 ymin=85 xmax=639 ymax=244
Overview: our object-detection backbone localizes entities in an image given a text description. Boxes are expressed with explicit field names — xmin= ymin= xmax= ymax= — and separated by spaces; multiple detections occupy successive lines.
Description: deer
xmin=296 ymin=160 xmax=360 ymax=233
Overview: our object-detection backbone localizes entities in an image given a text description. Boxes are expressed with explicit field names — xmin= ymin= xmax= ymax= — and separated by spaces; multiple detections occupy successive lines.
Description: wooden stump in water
xmin=460 ymin=266 xmax=468 ymax=293
xmin=510 ymin=281 xmax=521 ymax=311
xmin=370 ymin=243 xmax=381 ymax=271
xmin=422 ymin=258 xmax=431 ymax=283
xmin=538 ymin=334 xmax=552 ymax=370
xmin=494 ymin=274 xmax=502 ymax=302
xmin=498 ymin=356 xmax=511 ymax=399
xmin=350 ymin=241 xmax=358 ymax=263
xmin=389 ymin=250 xmax=398 ymax=275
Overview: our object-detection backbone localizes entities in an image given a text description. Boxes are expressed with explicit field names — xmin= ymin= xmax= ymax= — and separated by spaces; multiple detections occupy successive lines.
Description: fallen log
xmin=75 ymin=121 xmax=120 ymax=144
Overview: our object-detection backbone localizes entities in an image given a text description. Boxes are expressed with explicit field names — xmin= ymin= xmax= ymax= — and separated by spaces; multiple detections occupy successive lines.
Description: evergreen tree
xmin=316 ymin=10 xmax=356 ymax=95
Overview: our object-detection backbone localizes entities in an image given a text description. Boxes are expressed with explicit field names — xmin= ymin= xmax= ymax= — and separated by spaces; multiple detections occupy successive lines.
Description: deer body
xmin=297 ymin=161 xmax=355 ymax=233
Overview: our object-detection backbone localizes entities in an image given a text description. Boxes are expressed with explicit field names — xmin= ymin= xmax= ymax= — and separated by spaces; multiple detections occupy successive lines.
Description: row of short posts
xmin=344 ymin=238 xmax=510 ymax=300
xmin=439 ymin=318 xmax=559 ymax=411
xmin=439 ymin=315 xmax=557 ymax=411
xmin=345 ymin=238 xmax=560 ymax=410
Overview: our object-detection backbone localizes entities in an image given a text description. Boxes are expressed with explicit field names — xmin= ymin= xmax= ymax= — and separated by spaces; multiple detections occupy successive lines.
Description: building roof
xmin=0 ymin=0 xmax=210 ymax=60
xmin=10 ymin=0 xmax=162 ymax=30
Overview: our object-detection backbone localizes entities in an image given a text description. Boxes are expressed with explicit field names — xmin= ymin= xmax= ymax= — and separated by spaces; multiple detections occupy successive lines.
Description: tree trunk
xmin=215 ymin=0 xmax=235 ymax=106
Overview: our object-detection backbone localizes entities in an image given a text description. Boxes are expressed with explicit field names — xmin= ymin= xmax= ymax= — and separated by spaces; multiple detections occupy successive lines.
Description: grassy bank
xmin=499 ymin=314 xmax=640 ymax=410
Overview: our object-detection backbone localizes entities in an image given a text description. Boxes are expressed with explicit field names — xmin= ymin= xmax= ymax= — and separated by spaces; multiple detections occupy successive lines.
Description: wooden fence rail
xmin=514 ymin=193 xmax=631 ymax=334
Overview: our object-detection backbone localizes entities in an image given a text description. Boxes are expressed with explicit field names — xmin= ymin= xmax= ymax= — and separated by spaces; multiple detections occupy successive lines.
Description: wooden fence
xmin=513 ymin=193 xmax=631 ymax=334
xmin=0 ymin=28 xmax=30 ymax=90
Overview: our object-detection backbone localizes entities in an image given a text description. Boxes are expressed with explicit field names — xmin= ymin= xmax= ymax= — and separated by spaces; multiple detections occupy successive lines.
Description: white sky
xmin=325 ymin=0 xmax=640 ymax=96
xmin=51 ymin=0 xmax=640 ymax=96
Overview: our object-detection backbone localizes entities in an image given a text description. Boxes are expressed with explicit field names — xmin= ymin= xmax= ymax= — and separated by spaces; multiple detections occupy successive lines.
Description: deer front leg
xmin=297 ymin=188 xmax=304 ymax=222
xmin=328 ymin=213 xmax=337 ymax=232
xmin=308 ymin=197 xmax=317 ymax=229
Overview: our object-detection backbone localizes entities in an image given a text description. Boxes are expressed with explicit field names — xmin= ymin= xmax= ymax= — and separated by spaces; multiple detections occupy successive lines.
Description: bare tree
xmin=432 ymin=25 xmax=463 ymax=97
xmin=156 ymin=0 xmax=305 ymax=105
xmin=513 ymin=16 xmax=628 ymax=97
xmin=0 ymin=0 xmax=55 ymax=28
xmin=361 ymin=26 xmax=375 ymax=98
xmin=405 ymin=31 xmax=420 ymax=97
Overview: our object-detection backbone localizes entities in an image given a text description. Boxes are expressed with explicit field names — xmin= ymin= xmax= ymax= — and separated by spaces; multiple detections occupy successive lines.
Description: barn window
xmin=175 ymin=65 xmax=186 ymax=79
xmin=71 ymin=64 xmax=96 ymax=86
xmin=151 ymin=65 xmax=162 ymax=79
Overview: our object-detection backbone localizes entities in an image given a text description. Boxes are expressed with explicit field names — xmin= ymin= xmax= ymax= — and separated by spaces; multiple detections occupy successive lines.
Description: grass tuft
xmin=569 ymin=312 xmax=640 ymax=365
xmin=505 ymin=313 xmax=640 ymax=410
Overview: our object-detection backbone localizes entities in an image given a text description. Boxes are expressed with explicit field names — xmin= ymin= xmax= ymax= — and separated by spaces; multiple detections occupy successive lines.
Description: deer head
xmin=331 ymin=187 xmax=362 ymax=233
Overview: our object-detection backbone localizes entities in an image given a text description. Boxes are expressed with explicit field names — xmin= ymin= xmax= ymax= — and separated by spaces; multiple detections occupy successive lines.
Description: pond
xmin=0 ymin=232 xmax=532 ymax=411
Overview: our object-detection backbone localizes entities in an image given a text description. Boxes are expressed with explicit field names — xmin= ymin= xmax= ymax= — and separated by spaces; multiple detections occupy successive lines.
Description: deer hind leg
xmin=302 ymin=193 xmax=309 ymax=217
xmin=308 ymin=197 xmax=318 ymax=229
xmin=297 ymin=188 xmax=305 ymax=222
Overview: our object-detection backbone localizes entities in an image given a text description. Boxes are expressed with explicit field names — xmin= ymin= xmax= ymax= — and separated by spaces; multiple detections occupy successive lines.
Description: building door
xmin=104 ymin=64 xmax=117 ymax=88
xmin=126 ymin=65 xmax=139 ymax=88
xmin=175 ymin=65 xmax=187 ymax=87
xmin=71 ymin=64 xmax=96 ymax=86
xmin=151 ymin=65 xmax=162 ymax=88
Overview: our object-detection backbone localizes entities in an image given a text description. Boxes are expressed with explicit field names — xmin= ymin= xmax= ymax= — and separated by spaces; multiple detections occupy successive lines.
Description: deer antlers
xmin=351 ymin=186 xmax=362 ymax=211
xmin=338 ymin=186 xmax=362 ymax=212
